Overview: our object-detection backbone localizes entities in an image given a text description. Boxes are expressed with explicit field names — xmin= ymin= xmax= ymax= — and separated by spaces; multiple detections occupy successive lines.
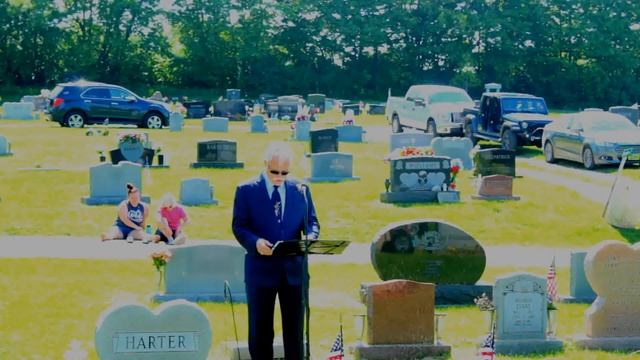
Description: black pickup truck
xmin=463 ymin=93 xmax=553 ymax=151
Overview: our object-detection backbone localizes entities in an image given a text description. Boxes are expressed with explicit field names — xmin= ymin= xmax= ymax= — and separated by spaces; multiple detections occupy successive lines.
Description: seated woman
xmin=100 ymin=183 xmax=152 ymax=243
xmin=155 ymin=193 xmax=189 ymax=245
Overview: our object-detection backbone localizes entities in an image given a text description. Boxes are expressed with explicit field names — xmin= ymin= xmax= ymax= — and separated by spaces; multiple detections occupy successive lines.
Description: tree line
xmin=1 ymin=0 xmax=639 ymax=108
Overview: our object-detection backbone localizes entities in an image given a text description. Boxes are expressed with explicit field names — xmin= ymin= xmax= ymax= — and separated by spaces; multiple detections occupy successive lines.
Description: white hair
xmin=160 ymin=192 xmax=177 ymax=208
xmin=263 ymin=142 xmax=294 ymax=163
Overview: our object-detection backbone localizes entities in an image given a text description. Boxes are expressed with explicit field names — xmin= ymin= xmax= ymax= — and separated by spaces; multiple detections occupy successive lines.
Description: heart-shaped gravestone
xmin=95 ymin=300 xmax=211 ymax=360
xmin=399 ymin=172 xmax=419 ymax=189
xmin=584 ymin=240 xmax=640 ymax=338
xmin=119 ymin=141 xmax=145 ymax=163
xmin=371 ymin=219 xmax=486 ymax=284
xmin=426 ymin=172 xmax=446 ymax=189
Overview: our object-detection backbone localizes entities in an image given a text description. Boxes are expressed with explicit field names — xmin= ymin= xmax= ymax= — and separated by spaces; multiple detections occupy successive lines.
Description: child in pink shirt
xmin=154 ymin=193 xmax=189 ymax=245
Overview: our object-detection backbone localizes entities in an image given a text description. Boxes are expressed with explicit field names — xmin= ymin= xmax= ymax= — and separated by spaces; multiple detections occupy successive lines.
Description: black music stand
xmin=271 ymin=239 xmax=350 ymax=359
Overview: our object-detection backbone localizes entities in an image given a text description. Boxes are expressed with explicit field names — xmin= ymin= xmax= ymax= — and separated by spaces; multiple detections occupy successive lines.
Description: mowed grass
xmin=0 ymin=259 xmax=634 ymax=360
xmin=0 ymin=113 xmax=635 ymax=247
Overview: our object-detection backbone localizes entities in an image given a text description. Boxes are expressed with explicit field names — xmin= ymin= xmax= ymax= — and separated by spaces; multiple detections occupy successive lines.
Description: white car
xmin=386 ymin=85 xmax=475 ymax=136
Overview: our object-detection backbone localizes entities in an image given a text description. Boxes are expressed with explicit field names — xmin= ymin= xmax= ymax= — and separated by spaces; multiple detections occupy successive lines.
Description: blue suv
xmin=46 ymin=81 xmax=171 ymax=128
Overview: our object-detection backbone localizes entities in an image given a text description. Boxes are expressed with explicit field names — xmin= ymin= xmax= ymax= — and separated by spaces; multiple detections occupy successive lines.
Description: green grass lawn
xmin=0 ymin=115 xmax=636 ymax=247
xmin=0 ymin=259 xmax=633 ymax=359
xmin=1 ymin=112 xmax=639 ymax=359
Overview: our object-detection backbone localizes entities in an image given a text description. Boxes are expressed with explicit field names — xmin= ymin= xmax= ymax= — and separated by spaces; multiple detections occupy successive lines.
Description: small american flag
xmin=547 ymin=257 xmax=558 ymax=303
xmin=326 ymin=329 xmax=344 ymax=360
xmin=479 ymin=322 xmax=495 ymax=360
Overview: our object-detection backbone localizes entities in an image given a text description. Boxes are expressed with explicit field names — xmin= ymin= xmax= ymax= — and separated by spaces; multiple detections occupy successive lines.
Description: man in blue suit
xmin=232 ymin=142 xmax=320 ymax=360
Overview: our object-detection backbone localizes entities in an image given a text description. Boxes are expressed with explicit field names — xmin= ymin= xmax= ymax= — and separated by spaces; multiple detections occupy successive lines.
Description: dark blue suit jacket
xmin=232 ymin=175 xmax=320 ymax=287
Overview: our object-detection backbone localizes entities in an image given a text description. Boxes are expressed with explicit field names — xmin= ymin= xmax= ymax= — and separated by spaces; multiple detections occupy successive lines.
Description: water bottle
xmin=145 ymin=224 xmax=152 ymax=234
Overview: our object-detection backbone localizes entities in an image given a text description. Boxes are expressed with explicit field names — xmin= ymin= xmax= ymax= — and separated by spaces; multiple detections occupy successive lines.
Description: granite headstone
xmin=169 ymin=112 xmax=184 ymax=132
xmin=472 ymin=175 xmax=520 ymax=201
xmin=190 ymin=140 xmax=244 ymax=168
xmin=154 ymin=244 xmax=246 ymax=302
xmin=202 ymin=117 xmax=229 ymax=133
xmin=493 ymin=273 xmax=563 ymax=354
xmin=372 ymin=220 xmax=486 ymax=285
xmin=294 ymin=120 xmax=311 ymax=141
xmin=309 ymin=129 xmax=338 ymax=153
xmin=249 ymin=115 xmax=267 ymax=133
xmin=307 ymin=152 xmax=359 ymax=182
xmin=336 ymin=125 xmax=364 ymax=143
xmin=431 ymin=137 xmax=474 ymax=170
xmin=0 ymin=135 xmax=11 ymax=156
xmin=473 ymin=149 xmax=516 ymax=177
xmin=95 ymin=300 xmax=211 ymax=360
xmin=1 ymin=102 xmax=37 ymax=120
xmin=563 ymin=251 xmax=596 ymax=303
xmin=389 ymin=133 xmax=433 ymax=153
xmin=355 ymin=280 xmax=451 ymax=359
xmin=576 ymin=241 xmax=640 ymax=350
xmin=180 ymin=178 xmax=218 ymax=206
xmin=82 ymin=162 xmax=150 ymax=205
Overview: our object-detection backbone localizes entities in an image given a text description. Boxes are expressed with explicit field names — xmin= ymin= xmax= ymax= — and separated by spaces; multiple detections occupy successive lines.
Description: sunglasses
xmin=269 ymin=169 xmax=289 ymax=176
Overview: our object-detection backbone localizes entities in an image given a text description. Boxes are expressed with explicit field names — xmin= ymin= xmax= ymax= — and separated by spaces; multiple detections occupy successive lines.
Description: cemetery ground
xmin=1 ymin=110 xmax=639 ymax=359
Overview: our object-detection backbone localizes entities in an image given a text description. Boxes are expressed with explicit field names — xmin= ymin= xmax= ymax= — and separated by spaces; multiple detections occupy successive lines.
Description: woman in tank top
xmin=100 ymin=183 xmax=151 ymax=242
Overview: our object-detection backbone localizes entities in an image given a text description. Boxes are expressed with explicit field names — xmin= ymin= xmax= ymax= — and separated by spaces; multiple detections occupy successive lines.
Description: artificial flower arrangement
xmin=450 ymin=159 xmax=462 ymax=190
xmin=385 ymin=146 xmax=433 ymax=160
xmin=151 ymin=250 xmax=172 ymax=291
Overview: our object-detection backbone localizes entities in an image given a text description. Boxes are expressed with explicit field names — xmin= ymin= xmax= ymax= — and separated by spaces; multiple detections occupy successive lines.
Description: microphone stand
xmin=300 ymin=184 xmax=311 ymax=360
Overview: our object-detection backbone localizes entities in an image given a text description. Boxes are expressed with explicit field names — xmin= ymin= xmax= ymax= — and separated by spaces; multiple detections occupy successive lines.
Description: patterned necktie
xmin=272 ymin=185 xmax=282 ymax=221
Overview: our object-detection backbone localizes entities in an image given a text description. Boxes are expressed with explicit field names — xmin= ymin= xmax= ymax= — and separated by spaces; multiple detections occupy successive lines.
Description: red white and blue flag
xmin=479 ymin=322 xmax=495 ymax=360
xmin=326 ymin=328 xmax=344 ymax=360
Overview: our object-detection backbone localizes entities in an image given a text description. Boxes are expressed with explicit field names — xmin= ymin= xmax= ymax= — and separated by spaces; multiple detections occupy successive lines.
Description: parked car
xmin=463 ymin=92 xmax=552 ymax=150
xmin=386 ymin=85 xmax=475 ymax=136
xmin=46 ymin=81 xmax=171 ymax=128
xmin=542 ymin=110 xmax=640 ymax=169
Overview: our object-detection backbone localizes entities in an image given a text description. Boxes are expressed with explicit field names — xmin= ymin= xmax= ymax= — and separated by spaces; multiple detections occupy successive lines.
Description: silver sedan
xmin=542 ymin=110 xmax=640 ymax=169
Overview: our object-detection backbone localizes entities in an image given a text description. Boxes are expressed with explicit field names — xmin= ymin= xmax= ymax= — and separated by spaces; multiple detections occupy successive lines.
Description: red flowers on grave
xmin=449 ymin=159 xmax=463 ymax=191
xmin=399 ymin=146 xmax=433 ymax=157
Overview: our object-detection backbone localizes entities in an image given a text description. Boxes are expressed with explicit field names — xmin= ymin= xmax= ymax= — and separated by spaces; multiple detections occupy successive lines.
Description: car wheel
xmin=465 ymin=122 xmax=477 ymax=145
xmin=427 ymin=120 xmax=437 ymax=137
xmin=392 ymin=115 xmax=403 ymax=133
xmin=65 ymin=111 xmax=86 ymax=128
xmin=501 ymin=129 xmax=518 ymax=151
xmin=143 ymin=113 xmax=164 ymax=129
xmin=544 ymin=141 xmax=557 ymax=163
xmin=583 ymin=146 xmax=596 ymax=170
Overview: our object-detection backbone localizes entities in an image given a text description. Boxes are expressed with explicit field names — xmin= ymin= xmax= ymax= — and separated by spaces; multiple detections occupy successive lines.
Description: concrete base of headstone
xmin=471 ymin=194 xmax=521 ymax=201
xmin=436 ymin=284 xmax=493 ymax=305
xmin=494 ymin=338 xmax=563 ymax=355
xmin=154 ymin=292 xmax=245 ymax=303
xmin=306 ymin=175 xmax=360 ymax=183
xmin=574 ymin=335 xmax=640 ymax=351
xmin=559 ymin=295 xmax=596 ymax=304
xmin=380 ymin=191 xmax=438 ymax=203
xmin=82 ymin=195 xmax=151 ymax=205
xmin=437 ymin=191 xmax=460 ymax=203
xmin=352 ymin=343 xmax=451 ymax=360
xmin=226 ymin=341 xmax=285 ymax=360
xmin=190 ymin=162 xmax=244 ymax=169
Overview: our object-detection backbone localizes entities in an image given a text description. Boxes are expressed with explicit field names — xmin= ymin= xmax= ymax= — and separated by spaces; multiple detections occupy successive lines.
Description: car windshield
xmin=428 ymin=92 xmax=472 ymax=104
xmin=502 ymin=98 xmax=548 ymax=115
xmin=581 ymin=114 xmax=638 ymax=132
